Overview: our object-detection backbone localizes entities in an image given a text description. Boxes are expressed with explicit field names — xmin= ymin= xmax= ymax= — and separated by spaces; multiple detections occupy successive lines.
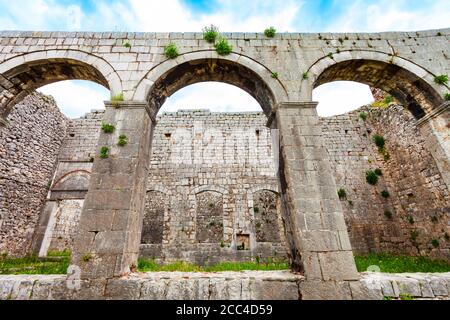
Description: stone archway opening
xmin=145 ymin=58 xmax=278 ymax=119
xmin=0 ymin=55 xmax=118 ymax=121
xmin=137 ymin=57 xmax=294 ymax=267
xmin=313 ymin=59 xmax=444 ymax=119
xmin=312 ymin=58 xmax=450 ymax=262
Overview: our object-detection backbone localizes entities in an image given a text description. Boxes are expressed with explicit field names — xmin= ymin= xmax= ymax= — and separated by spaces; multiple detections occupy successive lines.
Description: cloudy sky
xmin=1 ymin=0 xmax=448 ymax=117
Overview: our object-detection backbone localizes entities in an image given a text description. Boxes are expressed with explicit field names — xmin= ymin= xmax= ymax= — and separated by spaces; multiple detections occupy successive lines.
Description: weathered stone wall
xmin=30 ymin=103 xmax=449 ymax=262
xmin=1 ymin=271 xmax=450 ymax=300
xmin=0 ymin=92 xmax=67 ymax=256
xmin=141 ymin=110 xmax=287 ymax=265
xmin=321 ymin=105 xmax=450 ymax=260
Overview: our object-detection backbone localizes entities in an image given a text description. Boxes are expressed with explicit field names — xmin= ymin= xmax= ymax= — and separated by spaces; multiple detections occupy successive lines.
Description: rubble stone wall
xmin=0 ymin=92 xmax=67 ymax=256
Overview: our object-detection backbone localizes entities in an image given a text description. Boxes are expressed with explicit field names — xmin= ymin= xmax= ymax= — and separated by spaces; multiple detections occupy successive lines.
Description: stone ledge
xmin=1 ymin=272 xmax=449 ymax=300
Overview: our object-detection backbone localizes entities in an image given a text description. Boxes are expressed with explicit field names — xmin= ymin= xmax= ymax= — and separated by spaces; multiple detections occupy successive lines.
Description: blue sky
xmin=0 ymin=0 xmax=449 ymax=117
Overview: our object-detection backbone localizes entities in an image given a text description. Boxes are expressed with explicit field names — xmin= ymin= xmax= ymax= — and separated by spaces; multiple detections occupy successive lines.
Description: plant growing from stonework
xmin=374 ymin=168 xmax=383 ymax=176
xmin=220 ymin=241 xmax=225 ymax=248
xmin=82 ymin=254 xmax=92 ymax=262
xmin=431 ymin=239 xmax=439 ymax=248
xmin=431 ymin=215 xmax=439 ymax=223
xmin=302 ymin=72 xmax=309 ymax=80
xmin=111 ymin=93 xmax=124 ymax=102
xmin=164 ymin=43 xmax=179 ymax=59
xmin=400 ymin=293 xmax=414 ymax=301
xmin=337 ymin=188 xmax=347 ymax=200
xmin=215 ymin=38 xmax=233 ymax=55
xmin=372 ymin=134 xmax=385 ymax=151
xmin=434 ymin=74 xmax=449 ymax=85
xmin=381 ymin=190 xmax=390 ymax=198
xmin=384 ymin=209 xmax=393 ymax=220
xmin=101 ymin=123 xmax=115 ymax=134
xmin=203 ymin=25 xmax=219 ymax=43
xmin=100 ymin=146 xmax=110 ymax=159
xmin=408 ymin=216 xmax=415 ymax=224
xmin=118 ymin=134 xmax=128 ymax=147
xmin=123 ymin=41 xmax=131 ymax=49
xmin=366 ymin=170 xmax=379 ymax=185
xmin=445 ymin=93 xmax=450 ymax=101
xmin=271 ymin=72 xmax=279 ymax=79
xmin=264 ymin=26 xmax=276 ymax=38
xmin=359 ymin=112 xmax=368 ymax=121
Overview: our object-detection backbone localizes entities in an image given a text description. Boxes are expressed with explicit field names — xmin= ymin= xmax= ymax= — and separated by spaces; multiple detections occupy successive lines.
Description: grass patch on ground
xmin=137 ymin=259 xmax=289 ymax=273
xmin=355 ymin=253 xmax=450 ymax=273
xmin=0 ymin=252 xmax=70 ymax=275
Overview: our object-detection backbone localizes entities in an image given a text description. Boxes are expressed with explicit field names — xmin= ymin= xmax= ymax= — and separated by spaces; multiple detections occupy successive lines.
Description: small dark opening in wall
xmin=69 ymin=133 xmax=75 ymax=137
xmin=256 ymin=129 xmax=260 ymax=135
xmin=408 ymin=193 xmax=415 ymax=198
xmin=367 ymin=129 xmax=372 ymax=135
xmin=236 ymin=234 xmax=250 ymax=251
xmin=165 ymin=133 xmax=172 ymax=138
xmin=345 ymin=129 xmax=349 ymax=134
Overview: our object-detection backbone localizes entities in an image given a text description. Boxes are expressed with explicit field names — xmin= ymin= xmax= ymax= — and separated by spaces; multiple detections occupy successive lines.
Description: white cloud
xmin=313 ymin=82 xmax=374 ymax=117
xmin=160 ymin=82 xmax=261 ymax=113
xmin=38 ymin=81 xmax=110 ymax=118
xmin=325 ymin=0 xmax=450 ymax=32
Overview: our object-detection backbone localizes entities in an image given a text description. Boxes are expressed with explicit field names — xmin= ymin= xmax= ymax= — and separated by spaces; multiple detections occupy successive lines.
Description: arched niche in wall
xmin=194 ymin=190 xmax=225 ymax=244
xmin=141 ymin=189 xmax=169 ymax=245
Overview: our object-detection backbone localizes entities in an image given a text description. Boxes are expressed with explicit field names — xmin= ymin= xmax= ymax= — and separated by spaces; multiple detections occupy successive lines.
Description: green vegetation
xmin=366 ymin=170 xmax=379 ymax=185
xmin=111 ymin=93 xmax=124 ymax=102
xmin=100 ymin=146 xmax=110 ymax=159
xmin=408 ymin=216 xmax=415 ymax=224
xmin=215 ymin=38 xmax=233 ymax=55
xmin=118 ymin=134 xmax=128 ymax=147
xmin=82 ymin=254 xmax=92 ymax=262
xmin=354 ymin=253 xmax=450 ymax=273
xmin=302 ymin=72 xmax=309 ymax=80
xmin=359 ymin=112 xmax=368 ymax=121
xmin=327 ymin=52 xmax=334 ymax=59
xmin=0 ymin=252 xmax=70 ymax=275
xmin=271 ymin=72 xmax=279 ymax=79
xmin=434 ymin=74 xmax=449 ymax=85
xmin=203 ymin=24 xmax=219 ymax=43
xmin=101 ymin=123 xmax=115 ymax=134
xmin=137 ymin=259 xmax=289 ymax=273
xmin=374 ymin=168 xmax=383 ymax=176
xmin=373 ymin=134 xmax=386 ymax=150
xmin=381 ymin=190 xmax=390 ymax=198
xmin=164 ymin=43 xmax=179 ymax=59
xmin=410 ymin=230 xmax=419 ymax=243
xmin=437 ymin=32 xmax=442 ymax=36
xmin=253 ymin=207 xmax=260 ymax=213
xmin=123 ymin=41 xmax=131 ymax=48
xmin=400 ymin=294 xmax=414 ymax=301
xmin=445 ymin=93 xmax=450 ymax=101
xmin=384 ymin=209 xmax=393 ymax=220
xmin=431 ymin=239 xmax=440 ymax=248
xmin=383 ymin=95 xmax=394 ymax=104
xmin=337 ymin=188 xmax=347 ymax=199
xmin=264 ymin=26 xmax=276 ymax=38
xmin=338 ymin=37 xmax=344 ymax=44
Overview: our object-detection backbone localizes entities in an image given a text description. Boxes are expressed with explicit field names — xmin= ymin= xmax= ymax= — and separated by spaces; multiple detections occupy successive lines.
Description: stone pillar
xmin=71 ymin=102 xmax=154 ymax=282
xmin=417 ymin=102 xmax=450 ymax=190
xmin=271 ymin=102 xmax=359 ymax=300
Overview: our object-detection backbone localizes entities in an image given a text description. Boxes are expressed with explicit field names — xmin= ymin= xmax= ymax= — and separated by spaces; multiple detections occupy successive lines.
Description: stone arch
xmin=133 ymin=51 xmax=288 ymax=118
xmin=51 ymin=170 xmax=91 ymax=191
xmin=307 ymin=50 xmax=447 ymax=119
xmin=0 ymin=50 xmax=122 ymax=119
xmin=147 ymin=184 xmax=172 ymax=197
xmin=191 ymin=184 xmax=229 ymax=196
xmin=246 ymin=184 xmax=279 ymax=211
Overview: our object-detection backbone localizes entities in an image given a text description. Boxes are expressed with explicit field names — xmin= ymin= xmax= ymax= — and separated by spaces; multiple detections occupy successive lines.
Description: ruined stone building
xmin=1 ymin=92 xmax=448 ymax=266
xmin=0 ymin=29 xmax=449 ymax=299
